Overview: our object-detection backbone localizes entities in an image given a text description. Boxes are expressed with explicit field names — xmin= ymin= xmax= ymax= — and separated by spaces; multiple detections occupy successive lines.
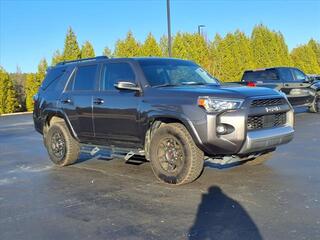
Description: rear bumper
xmin=238 ymin=125 xmax=294 ymax=154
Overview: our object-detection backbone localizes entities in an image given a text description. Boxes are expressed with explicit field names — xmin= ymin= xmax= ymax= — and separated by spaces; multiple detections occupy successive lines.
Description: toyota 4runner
xmin=33 ymin=57 xmax=295 ymax=185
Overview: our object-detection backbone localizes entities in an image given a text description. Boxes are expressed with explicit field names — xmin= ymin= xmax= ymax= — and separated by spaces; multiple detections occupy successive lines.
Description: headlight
xmin=198 ymin=97 xmax=244 ymax=113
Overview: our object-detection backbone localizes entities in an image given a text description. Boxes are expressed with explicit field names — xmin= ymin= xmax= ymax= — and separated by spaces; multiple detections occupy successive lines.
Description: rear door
xmin=92 ymin=61 xmax=142 ymax=148
xmin=279 ymin=68 xmax=313 ymax=106
xmin=59 ymin=64 xmax=99 ymax=142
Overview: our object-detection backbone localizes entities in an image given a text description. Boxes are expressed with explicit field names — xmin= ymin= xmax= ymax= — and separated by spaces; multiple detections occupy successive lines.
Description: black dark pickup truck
xmin=33 ymin=57 xmax=295 ymax=185
xmin=241 ymin=67 xmax=320 ymax=112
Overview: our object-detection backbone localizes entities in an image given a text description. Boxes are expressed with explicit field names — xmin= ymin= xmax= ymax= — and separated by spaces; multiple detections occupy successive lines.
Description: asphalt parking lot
xmin=0 ymin=110 xmax=319 ymax=240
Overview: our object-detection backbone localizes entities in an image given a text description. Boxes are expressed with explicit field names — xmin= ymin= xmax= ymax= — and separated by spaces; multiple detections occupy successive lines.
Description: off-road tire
xmin=243 ymin=152 xmax=273 ymax=166
xmin=309 ymin=94 xmax=320 ymax=113
xmin=149 ymin=123 xmax=204 ymax=185
xmin=45 ymin=121 xmax=80 ymax=166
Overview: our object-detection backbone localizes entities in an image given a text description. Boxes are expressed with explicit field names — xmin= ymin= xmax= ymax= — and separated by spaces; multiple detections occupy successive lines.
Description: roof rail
xmin=56 ymin=56 xmax=108 ymax=65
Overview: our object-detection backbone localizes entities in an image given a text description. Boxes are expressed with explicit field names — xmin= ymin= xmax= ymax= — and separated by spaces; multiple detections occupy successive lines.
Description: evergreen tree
xmin=113 ymin=31 xmax=140 ymax=57
xmin=63 ymin=27 xmax=81 ymax=61
xmin=103 ymin=46 xmax=112 ymax=57
xmin=159 ymin=35 xmax=169 ymax=57
xmin=172 ymin=32 xmax=210 ymax=71
xmin=81 ymin=41 xmax=95 ymax=58
xmin=0 ymin=67 xmax=18 ymax=114
xmin=25 ymin=59 xmax=48 ymax=111
xmin=140 ymin=33 xmax=162 ymax=57
xmin=25 ymin=73 xmax=36 ymax=111
xmin=0 ymin=67 xmax=8 ymax=114
xmin=5 ymin=76 xmax=19 ymax=113
xmin=291 ymin=44 xmax=320 ymax=74
xmin=51 ymin=49 xmax=63 ymax=65
xmin=251 ymin=24 xmax=291 ymax=68
xmin=308 ymin=39 xmax=320 ymax=67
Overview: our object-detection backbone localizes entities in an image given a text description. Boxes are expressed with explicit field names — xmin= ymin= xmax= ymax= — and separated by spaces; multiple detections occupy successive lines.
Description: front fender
xmin=146 ymin=110 xmax=204 ymax=148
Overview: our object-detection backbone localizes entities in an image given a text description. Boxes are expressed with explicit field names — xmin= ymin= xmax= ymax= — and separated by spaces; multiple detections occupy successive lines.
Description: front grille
xmin=247 ymin=113 xmax=287 ymax=130
xmin=251 ymin=98 xmax=286 ymax=107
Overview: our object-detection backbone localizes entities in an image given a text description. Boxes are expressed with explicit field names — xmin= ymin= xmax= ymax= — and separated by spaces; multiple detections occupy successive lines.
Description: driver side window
xmin=102 ymin=62 xmax=136 ymax=91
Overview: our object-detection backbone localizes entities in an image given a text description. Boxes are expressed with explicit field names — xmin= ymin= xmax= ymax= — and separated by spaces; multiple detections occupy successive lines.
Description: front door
xmin=93 ymin=61 xmax=142 ymax=148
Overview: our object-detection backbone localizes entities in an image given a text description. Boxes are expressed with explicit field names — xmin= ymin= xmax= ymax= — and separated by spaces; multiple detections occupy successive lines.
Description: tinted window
xmin=41 ymin=67 xmax=67 ymax=90
xmin=102 ymin=63 xmax=135 ymax=90
xmin=278 ymin=68 xmax=294 ymax=81
xmin=292 ymin=69 xmax=307 ymax=81
xmin=242 ymin=69 xmax=279 ymax=81
xmin=73 ymin=65 xmax=97 ymax=91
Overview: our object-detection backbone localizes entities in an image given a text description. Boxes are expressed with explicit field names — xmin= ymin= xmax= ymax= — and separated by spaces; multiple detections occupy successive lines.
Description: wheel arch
xmin=143 ymin=113 xmax=203 ymax=160
xmin=42 ymin=109 xmax=79 ymax=142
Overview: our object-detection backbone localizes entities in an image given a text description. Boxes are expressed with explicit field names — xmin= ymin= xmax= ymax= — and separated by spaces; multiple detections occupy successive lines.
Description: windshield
xmin=138 ymin=59 xmax=219 ymax=87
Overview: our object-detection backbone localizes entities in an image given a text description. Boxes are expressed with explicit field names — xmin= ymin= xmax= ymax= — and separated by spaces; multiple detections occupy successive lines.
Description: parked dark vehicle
xmin=241 ymin=67 xmax=320 ymax=113
xmin=33 ymin=57 xmax=295 ymax=185
xmin=307 ymin=74 xmax=320 ymax=82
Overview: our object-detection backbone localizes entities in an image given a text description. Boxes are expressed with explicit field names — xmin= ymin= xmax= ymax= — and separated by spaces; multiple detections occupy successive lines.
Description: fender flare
xmin=42 ymin=108 xmax=79 ymax=141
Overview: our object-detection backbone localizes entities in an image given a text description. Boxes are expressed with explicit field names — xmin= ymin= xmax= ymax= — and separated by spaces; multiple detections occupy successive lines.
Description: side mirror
xmin=114 ymin=81 xmax=140 ymax=91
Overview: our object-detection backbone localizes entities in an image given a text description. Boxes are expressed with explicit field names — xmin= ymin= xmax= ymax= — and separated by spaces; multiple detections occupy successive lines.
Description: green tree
xmin=51 ymin=49 xmax=63 ymax=65
xmin=0 ymin=67 xmax=8 ymax=114
xmin=140 ymin=33 xmax=162 ymax=57
xmin=172 ymin=32 xmax=211 ymax=71
xmin=81 ymin=41 xmax=95 ymax=58
xmin=113 ymin=31 xmax=140 ymax=57
xmin=25 ymin=73 xmax=36 ymax=111
xmin=159 ymin=35 xmax=169 ymax=57
xmin=308 ymin=39 xmax=320 ymax=67
xmin=291 ymin=44 xmax=320 ymax=74
xmin=103 ymin=46 xmax=112 ymax=57
xmin=251 ymin=24 xmax=291 ymax=68
xmin=25 ymin=59 xmax=48 ymax=111
xmin=63 ymin=27 xmax=81 ymax=61
xmin=0 ymin=67 xmax=19 ymax=114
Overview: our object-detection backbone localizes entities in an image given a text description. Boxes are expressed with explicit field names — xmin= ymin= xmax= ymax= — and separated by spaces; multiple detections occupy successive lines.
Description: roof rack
xmin=57 ymin=56 xmax=108 ymax=65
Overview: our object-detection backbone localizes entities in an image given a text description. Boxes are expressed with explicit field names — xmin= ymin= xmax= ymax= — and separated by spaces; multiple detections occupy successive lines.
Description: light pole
xmin=166 ymin=0 xmax=172 ymax=57
xmin=198 ymin=25 xmax=206 ymax=36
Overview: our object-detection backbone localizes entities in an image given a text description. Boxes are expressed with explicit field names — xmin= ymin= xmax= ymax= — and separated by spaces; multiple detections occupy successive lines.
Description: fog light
xmin=216 ymin=125 xmax=227 ymax=134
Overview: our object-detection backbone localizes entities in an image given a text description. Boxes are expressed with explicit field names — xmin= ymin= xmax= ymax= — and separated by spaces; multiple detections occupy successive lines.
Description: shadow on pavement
xmin=188 ymin=186 xmax=262 ymax=240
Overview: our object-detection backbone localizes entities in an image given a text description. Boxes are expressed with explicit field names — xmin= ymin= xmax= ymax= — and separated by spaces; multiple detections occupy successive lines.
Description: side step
xmin=80 ymin=144 xmax=145 ymax=161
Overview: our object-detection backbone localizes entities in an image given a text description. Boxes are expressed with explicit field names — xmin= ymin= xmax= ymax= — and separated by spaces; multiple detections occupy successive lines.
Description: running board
xmin=80 ymin=144 xmax=145 ymax=161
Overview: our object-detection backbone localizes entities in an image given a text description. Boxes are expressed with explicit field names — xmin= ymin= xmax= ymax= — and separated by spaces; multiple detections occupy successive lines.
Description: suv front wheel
xmin=45 ymin=121 xmax=80 ymax=166
xmin=149 ymin=123 xmax=204 ymax=185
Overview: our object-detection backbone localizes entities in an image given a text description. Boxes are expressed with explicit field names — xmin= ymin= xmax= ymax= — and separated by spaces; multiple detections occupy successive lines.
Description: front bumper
xmin=238 ymin=125 xmax=294 ymax=154
xmin=191 ymin=96 xmax=295 ymax=155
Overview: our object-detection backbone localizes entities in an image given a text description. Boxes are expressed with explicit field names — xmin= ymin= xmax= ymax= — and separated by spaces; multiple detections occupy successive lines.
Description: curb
xmin=0 ymin=112 xmax=33 ymax=117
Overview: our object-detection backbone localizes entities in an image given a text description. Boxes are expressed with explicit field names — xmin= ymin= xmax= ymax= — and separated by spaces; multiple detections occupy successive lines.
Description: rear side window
xmin=242 ymin=69 xmax=279 ymax=81
xmin=73 ymin=65 xmax=98 ymax=91
xmin=41 ymin=67 xmax=67 ymax=90
xmin=102 ymin=62 xmax=136 ymax=90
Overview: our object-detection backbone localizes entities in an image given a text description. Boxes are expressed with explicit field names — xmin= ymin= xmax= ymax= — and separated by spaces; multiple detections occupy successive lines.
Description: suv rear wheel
xmin=45 ymin=121 xmax=80 ymax=166
xmin=309 ymin=93 xmax=320 ymax=113
xmin=149 ymin=123 xmax=204 ymax=185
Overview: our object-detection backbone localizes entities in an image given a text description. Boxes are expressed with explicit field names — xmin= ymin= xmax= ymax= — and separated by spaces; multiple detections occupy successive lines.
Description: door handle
xmin=284 ymin=84 xmax=289 ymax=87
xmin=61 ymin=98 xmax=71 ymax=104
xmin=93 ymin=98 xmax=104 ymax=105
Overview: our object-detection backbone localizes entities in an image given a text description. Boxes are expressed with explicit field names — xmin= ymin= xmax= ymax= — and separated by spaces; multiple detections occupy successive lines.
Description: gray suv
xmin=33 ymin=57 xmax=295 ymax=185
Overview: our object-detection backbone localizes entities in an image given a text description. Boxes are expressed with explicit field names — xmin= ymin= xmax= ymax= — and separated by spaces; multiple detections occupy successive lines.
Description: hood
xmin=154 ymin=85 xmax=280 ymax=99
